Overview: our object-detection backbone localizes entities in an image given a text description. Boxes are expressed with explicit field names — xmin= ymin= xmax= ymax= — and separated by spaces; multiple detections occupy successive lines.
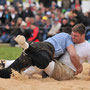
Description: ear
xmin=81 ymin=34 xmax=85 ymax=39
xmin=82 ymin=34 xmax=85 ymax=37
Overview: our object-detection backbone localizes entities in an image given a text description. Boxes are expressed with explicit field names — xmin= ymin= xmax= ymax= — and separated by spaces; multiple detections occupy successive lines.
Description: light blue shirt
xmin=44 ymin=32 xmax=74 ymax=57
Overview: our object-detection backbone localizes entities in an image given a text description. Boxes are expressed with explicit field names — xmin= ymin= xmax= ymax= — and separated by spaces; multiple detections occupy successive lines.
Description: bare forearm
xmin=70 ymin=55 xmax=81 ymax=69
xmin=67 ymin=45 xmax=83 ymax=74
xmin=70 ymin=55 xmax=83 ymax=74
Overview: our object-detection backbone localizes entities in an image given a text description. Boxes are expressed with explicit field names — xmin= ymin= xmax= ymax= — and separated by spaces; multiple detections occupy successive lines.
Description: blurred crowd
xmin=0 ymin=0 xmax=90 ymax=46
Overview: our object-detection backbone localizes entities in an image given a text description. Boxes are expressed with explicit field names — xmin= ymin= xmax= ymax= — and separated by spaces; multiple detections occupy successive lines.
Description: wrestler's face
xmin=71 ymin=31 xmax=84 ymax=44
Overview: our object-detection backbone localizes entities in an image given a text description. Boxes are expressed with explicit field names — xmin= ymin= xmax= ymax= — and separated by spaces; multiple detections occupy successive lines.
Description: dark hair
xmin=62 ymin=26 xmax=72 ymax=34
xmin=70 ymin=18 xmax=77 ymax=24
xmin=72 ymin=9 xmax=78 ymax=15
xmin=72 ymin=23 xmax=86 ymax=34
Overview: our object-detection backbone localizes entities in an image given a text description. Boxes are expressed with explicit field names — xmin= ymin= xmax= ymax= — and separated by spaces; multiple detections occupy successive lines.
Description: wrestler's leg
xmin=15 ymin=35 xmax=55 ymax=69
xmin=24 ymin=41 xmax=55 ymax=69
xmin=5 ymin=60 xmax=15 ymax=68
xmin=0 ymin=60 xmax=43 ymax=77
xmin=44 ymin=61 xmax=55 ymax=77
xmin=0 ymin=59 xmax=55 ymax=78
xmin=23 ymin=66 xmax=43 ymax=76
xmin=0 ymin=42 xmax=54 ymax=78
xmin=0 ymin=52 xmax=33 ymax=78
xmin=23 ymin=61 xmax=55 ymax=77
xmin=0 ymin=35 xmax=55 ymax=78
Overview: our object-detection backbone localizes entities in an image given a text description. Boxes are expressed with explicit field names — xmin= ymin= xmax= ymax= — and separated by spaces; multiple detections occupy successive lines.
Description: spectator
xmin=4 ymin=20 xmax=16 ymax=43
xmin=17 ymin=3 xmax=24 ymax=19
xmin=23 ymin=3 xmax=34 ymax=20
xmin=28 ymin=24 xmax=39 ymax=42
xmin=25 ymin=17 xmax=31 ymax=28
xmin=30 ymin=3 xmax=37 ymax=16
xmin=38 ymin=16 xmax=48 ymax=41
xmin=10 ymin=20 xmax=31 ymax=46
xmin=43 ymin=19 xmax=52 ymax=40
xmin=0 ymin=0 xmax=6 ymax=5
xmin=21 ymin=21 xmax=31 ymax=40
xmin=61 ymin=0 xmax=71 ymax=11
xmin=39 ymin=0 xmax=52 ymax=8
xmin=69 ymin=18 xmax=77 ymax=27
xmin=12 ymin=0 xmax=22 ymax=8
xmin=48 ymin=17 xmax=61 ymax=37
xmin=9 ymin=6 xmax=18 ymax=23
xmin=52 ymin=0 xmax=57 ymax=4
xmin=50 ymin=13 xmax=56 ymax=24
xmin=71 ymin=0 xmax=82 ymax=10
xmin=51 ymin=1 xmax=57 ymax=10
xmin=60 ymin=18 xmax=69 ymax=32
xmin=0 ymin=23 xmax=11 ymax=43
xmin=46 ymin=11 xmax=52 ymax=19
xmin=0 ymin=5 xmax=5 ymax=24
xmin=34 ymin=15 xmax=42 ymax=27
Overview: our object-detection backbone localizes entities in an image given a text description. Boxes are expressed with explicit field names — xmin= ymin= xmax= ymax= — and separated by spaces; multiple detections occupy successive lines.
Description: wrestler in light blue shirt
xmin=44 ymin=32 xmax=74 ymax=58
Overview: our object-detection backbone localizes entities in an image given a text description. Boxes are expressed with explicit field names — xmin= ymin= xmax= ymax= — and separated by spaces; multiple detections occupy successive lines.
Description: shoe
xmin=0 ymin=60 xmax=5 ymax=69
xmin=15 ymin=35 xmax=29 ymax=50
xmin=15 ymin=35 xmax=26 ymax=46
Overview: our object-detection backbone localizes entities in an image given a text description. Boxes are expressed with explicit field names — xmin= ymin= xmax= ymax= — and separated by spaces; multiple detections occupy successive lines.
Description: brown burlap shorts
xmin=51 ymin=61 xmax=75 ymax=81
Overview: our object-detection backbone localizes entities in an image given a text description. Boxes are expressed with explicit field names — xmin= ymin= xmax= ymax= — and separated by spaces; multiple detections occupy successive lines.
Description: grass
xmin=0 ymin=45 xmax=22 ymax=60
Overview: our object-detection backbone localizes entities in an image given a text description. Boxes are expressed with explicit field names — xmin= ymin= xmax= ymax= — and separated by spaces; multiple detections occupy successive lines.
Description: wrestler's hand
xmin=75 ymin=64 xmax=83 ymax=75
xmin=15 ymin=35 xmax=29 ymax=50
